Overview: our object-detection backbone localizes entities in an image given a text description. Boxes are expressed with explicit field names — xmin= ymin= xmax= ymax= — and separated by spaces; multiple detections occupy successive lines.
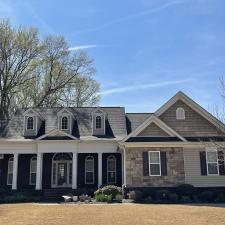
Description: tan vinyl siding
xmin=183 ymin=148 xmax=225 ymax=187
xmin=160 ymin=100 xmax=221 ymax=136
xmin=137 ymin=122 xmax=169 ymax=137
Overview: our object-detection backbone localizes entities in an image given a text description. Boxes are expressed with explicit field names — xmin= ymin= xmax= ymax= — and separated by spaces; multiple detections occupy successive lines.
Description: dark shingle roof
xmin=126 ymin=113 xmax=152 ymax=134
xmin=2 ymin=107 xmax=127 ymax=140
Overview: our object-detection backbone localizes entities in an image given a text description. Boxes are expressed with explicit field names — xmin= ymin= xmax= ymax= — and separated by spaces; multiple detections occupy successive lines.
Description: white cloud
xmin=69 ymin=45 xmax=98 ymax=51
xmin=100 ymin=79 xmax=195 ymax=96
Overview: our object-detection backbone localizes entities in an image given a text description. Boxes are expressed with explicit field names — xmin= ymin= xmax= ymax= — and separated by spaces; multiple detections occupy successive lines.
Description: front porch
xmin=0 ymin=152 xmax=122 ymax=191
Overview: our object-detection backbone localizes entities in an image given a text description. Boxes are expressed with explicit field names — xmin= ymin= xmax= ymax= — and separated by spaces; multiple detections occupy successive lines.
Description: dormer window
xmin=57 ymin=108 xmax=74 ymax=134
xmin=23 ymin=108 xmax=43 ymax=136
xmin=27 ymin=117 xmax=34 ymax=130
xmin=92 ymin=108 xmax=106 ymax=136
xmin=61 ymin=116 xmax=68 ymax=130
xmin=176 ymin=107 xmax=185 ymax=120
xmin=95 ymin=116 xmax=102 ymax=129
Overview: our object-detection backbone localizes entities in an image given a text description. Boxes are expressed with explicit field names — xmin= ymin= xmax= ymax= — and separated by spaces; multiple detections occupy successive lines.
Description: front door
xmin=52 ymin=161 xmax=72 ymax=188
xmin=57 ymin=163 xmax=67 ymax=186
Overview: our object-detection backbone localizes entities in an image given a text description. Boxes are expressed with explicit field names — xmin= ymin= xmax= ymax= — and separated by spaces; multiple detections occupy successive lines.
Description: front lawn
xmin=0 ymin=203 xmax=225 ymax=225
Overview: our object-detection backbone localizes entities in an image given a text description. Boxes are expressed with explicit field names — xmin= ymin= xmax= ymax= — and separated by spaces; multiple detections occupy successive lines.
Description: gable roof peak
xmin=92 ymin=107 xmax=106 ymax=115
xmin=23 ymin=108 xmax=44 ymax=120
xmin=57 ymin=108 xmax=75 ymax=118
xmin=122 ymin=114 xmax=187 ymax=142
xmin=155 ymin=91 xmax=225 ymax=132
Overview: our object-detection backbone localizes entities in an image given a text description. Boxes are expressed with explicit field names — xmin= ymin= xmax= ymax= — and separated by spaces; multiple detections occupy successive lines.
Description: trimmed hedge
xmin=126 ymin=184 xmax=225 ymax=204
xmin=0 ymin=190 xmax=42 ymax=204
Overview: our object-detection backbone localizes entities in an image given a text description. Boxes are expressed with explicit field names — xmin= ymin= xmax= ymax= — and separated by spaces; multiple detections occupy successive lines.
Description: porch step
xmin=43 ymin=188 xmax=73 ymax=200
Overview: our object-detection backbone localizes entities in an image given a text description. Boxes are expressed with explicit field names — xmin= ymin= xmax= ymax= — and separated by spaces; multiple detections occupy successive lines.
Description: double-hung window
xmin=206 ymin=150 xmax=219 ymax=175
xmin=148 ymin=151 xmax=161 ymax=176
xmin=7 ymin=157 xmax=14 ymax=185
xmin=85 ymin=156 xmax=94 ymax=184
xmin=30 ymin=156 xmax=37 ymax=185
xmin=27 ymin=117 xmax=34 ymax=130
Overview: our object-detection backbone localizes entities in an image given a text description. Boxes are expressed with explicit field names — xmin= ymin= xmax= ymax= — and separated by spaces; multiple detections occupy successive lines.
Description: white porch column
xmin=72 ymin=152 xmax=77 ymax=189
xmin=12 ymin=153 xmax=18 ymax=190
xmin=36 ymin=153 xmax=43 ymax=190
xmin=98 ymin=153 xmax=102 ymax=187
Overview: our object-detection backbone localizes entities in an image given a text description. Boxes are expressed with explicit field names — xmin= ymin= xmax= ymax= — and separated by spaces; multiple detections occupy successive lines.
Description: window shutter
xmin=160 ymin=152 xmax=167 ymax=176
xmin=143 ymin=152 xmax=149 ymax=176
xmin=218 ymin=151 xmax=225 ymax=175
xmin=199 ymin=151 xmax=207 ymax=176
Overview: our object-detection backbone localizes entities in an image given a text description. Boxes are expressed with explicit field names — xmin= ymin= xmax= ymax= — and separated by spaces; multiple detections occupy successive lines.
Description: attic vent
xmin=176 ymin=107 xmax=185 ymax=120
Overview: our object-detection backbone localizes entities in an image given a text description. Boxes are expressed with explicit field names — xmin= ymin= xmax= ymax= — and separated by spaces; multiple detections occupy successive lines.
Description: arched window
xmin=107 ymin=155 xmax=116 ymax=184
xmin=85 ymin=156 xmax=94 ymax=184
xmin=95 ymin=116 xmax=102 ymax=129
xmin=61 ymin=116 xmax=68 ymax=130
xmin=176 ymin=107 xmax=185 ymax=120
xmin=27 ymin=117 xmax=34 ymax=130
xmin=7 ymin=157 xmax=14 ymax=185
xmin=30 ymin=156 xmax=37 ymax=185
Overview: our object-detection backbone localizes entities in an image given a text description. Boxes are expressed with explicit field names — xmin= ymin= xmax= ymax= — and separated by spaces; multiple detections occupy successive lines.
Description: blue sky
xmin=0 ymin=0 xmax=224 ymax=112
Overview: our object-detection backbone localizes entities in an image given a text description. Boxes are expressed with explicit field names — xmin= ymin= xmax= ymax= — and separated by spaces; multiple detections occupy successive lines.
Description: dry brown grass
xmin=0 ymin=203 xmax=225 ymax=225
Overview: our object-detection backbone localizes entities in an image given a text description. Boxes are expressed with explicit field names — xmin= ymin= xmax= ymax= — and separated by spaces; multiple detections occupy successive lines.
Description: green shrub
xmin=0 ymin=191 xmax=41 ymax=204
xmin=95 ymin=193 xmax=104 ymax=202
xmin=193 ymin=195 xmax=200 ymax=203
xmin=142 ymin=188 xmax=156 ymax=199
xmin=144 ymin=196 xmax=153 ymax=203
xmin=215 ymin=193 xmax=225 ymax=203
xmin=101 ymin=186 xmax=122 ymax=199
xmin=180 ymin=196 xmax=191 ymax=203
xmin=176 ymin=184 xmax=195 ymax=198
xmin=115 ymin=194 xmax=123 ymax=203
xmin=106 ymin=194 xmax=113 ymax=203
xmin=199 ymin=191 xmax=214 ymax=202
xmin=128 ymin=190 xmax=143 ymax=203
xmin=168 ymin=193 xmax=179 ymax=202
xmin=156 ymin=189 xmax=170 ymax=201
xmin=95 ymin=194 xmax=112 ymax=203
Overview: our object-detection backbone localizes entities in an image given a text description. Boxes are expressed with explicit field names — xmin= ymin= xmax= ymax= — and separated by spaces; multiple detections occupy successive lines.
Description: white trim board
xmin=36 ymin=129 xmax=77 ymax=140
xmin=122 ymin=115 xmax=187 ymax=142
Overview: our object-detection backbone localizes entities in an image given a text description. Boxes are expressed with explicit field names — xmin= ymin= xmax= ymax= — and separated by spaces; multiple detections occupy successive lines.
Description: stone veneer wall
xmin=125 ymin=147 xmax=185 ymax=187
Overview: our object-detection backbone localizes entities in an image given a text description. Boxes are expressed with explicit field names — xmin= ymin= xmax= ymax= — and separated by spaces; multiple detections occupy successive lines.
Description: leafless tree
xmin=0 ymin=19 xmax=100 ymax=123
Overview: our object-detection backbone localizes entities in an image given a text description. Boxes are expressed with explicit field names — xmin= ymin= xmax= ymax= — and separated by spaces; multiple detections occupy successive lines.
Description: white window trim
xmin=7 ymin=157 xmax=14 ymax=185
xmin=148 ymin=151 xmax=161 ymax=176
xmin=26 ymin=116 xmax=35 ymax=130
xmin=61 ymin=116 xmax=69 ymax=130
xmin=176 ymin=107 xmax=185 ymax=120
xmin=85 ymin=156 xmax=95 ymax=184
xmin=206 ymin=149 xmax=219 ymax=176
xmin=29 ymin=156 xmax=37 ymax=185
xmin=107 ymin=155 xmax=117 ymax=184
